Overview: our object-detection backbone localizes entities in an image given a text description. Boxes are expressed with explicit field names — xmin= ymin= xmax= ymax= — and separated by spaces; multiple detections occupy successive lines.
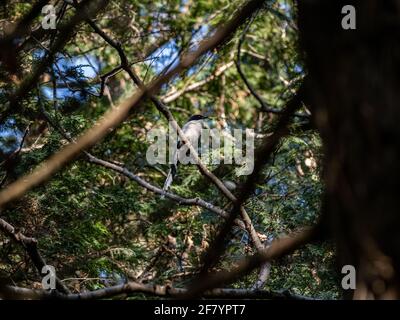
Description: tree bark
xmin=298 ymin=0 xmax=400 ymax=299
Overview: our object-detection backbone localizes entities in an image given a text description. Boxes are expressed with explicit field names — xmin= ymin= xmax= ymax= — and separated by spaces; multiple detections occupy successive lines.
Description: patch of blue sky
xmin=185 ymin=26 xmax=215 ymax=79
xmin=279 ymin=1 xmax=292 ymax=15
xmin=179 ymin=0 xmax=189 ymax=12
xmin=41 ymin=54 xmax=100 ymax=101
xmin=189 ymin=24 xmax=209 ymax=49
xmin=55 ymin=54 xmax=99 ymax=79
xmin=41 ymin=86 xmax=87 ymax=101
xmin=294 ymin=64 xmax=303 ymax=74
xmin=74 ymin=56 xmax=99 ymax=78
xmin=146 ymin=23 xmax=211 ymax=77
xmin=32 ymin=49 xmax=46 ymax=60
xmin=0 ymin=120 xmax=22 ymax=155
xmin=4 ymin=118 xmax=16 ymax=126
xmin=146 ymin=38 xmax=179 ymax=75
xmin=33 ymin=50 xmax=99 ymax=79
xmin=187 ymin=51 xmax=216 ymax=80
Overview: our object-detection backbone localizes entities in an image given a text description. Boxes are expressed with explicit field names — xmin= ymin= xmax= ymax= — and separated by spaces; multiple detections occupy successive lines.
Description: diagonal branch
xmin=79 ymin=4 xmax=272 ymax=286
xmin=37 ymin=97 xmax=247 ymax=231
xmin=1 ymin=0 xmax=109 ymax=123
xmin=235 ymin=10 xmax=309 ymax=119
xmin=185 ymin=85 xmax=306 ymax=297
xmin=0 ymin=0 xmax=266 ymax=211
xmin=0 ymin=0 xmax=50 ymax=45
xmin=0 ymin=217 xmax=70 ymax=294
xmin=87 ymin=156 xmax=247 ymax=230
xmin=185 ymin=224 xmax=322 ymax=298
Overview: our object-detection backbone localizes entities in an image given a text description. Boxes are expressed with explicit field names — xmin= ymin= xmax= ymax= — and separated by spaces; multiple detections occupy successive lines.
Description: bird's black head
xmin=188 ymin=114 xmax=208 ymax=121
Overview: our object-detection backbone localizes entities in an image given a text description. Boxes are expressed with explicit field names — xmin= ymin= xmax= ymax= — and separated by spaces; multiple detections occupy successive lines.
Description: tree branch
xmin=161 ymin=61 xmax=234 ymax=104
xmin=51 ymin=9 xmax=271 ymax=287
xmin=0 ymin=0 xmax=266 ymax=210
xmin=37 ymin=96 xmax=248 ymax=232
xmin=0 ymin=217 xmax=70 ymax=294
xmin=1 ymin=0 xmax=109 ymax=123
xmin=184 ymin=224 xmax=321 ymax=298
xmin=235 ymin=11 xmax=309 ymax=119
xmin=86 ymin=156 xmax=247 ymax=231
xmin=185 ymin=85 xmax=306 ymax=297
xmin=0 ymin=124 xmax=31 ymax=188
xmin=0 ymin=281 xmax=317 ymax=300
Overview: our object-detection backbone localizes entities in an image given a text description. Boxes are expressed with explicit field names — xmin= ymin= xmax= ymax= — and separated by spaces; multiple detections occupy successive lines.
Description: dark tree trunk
xmin=298 ymin=0 xmax=400 ymax=299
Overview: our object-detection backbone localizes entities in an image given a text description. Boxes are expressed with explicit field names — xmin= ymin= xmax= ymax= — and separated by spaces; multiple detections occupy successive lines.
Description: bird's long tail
xmin=162 ymin=164 xmax=177 ymax=197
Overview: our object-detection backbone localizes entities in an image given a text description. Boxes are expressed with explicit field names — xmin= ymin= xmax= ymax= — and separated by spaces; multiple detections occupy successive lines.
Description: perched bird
xmin=163 ymin=114 xmax=209 ymax=192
